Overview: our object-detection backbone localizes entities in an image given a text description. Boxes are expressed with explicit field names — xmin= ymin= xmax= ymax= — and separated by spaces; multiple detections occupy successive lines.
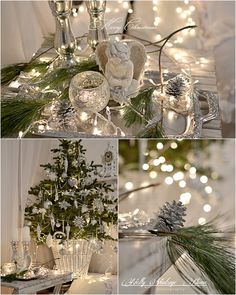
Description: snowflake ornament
xmin=93 ymin=198 xmax=104 ymax=213
xmin=73 ymin=216 xmax=85 ymax=228
xmin=59 ymin=200 xmax=71 ymax=210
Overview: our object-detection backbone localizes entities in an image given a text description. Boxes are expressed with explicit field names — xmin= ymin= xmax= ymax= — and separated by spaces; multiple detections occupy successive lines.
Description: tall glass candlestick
xmin=48 ymin=0 xmax=77 ymax=68
xmin=86 ymin=0 xmax=108 ymax=52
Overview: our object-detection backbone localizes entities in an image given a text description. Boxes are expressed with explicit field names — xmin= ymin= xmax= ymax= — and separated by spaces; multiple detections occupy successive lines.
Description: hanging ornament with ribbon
xmin=54 ymin=184 xmax=59 ymax=201
xmin=36 ymin=224 xmax=41 ymax=240
xmin=74 ymin=199 xmax=78 ymax=208
xmin=50 ymin=214 xmax=55 ymax=231
xmin=65 ymin=223 xmax=71 ymax=240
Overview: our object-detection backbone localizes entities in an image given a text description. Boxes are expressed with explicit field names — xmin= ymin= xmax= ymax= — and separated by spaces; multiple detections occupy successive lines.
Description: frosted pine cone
xmin=165 ymin=75 xmax=191 ymax=99
xmin=150 ymin=200 xmax=186 ymax=232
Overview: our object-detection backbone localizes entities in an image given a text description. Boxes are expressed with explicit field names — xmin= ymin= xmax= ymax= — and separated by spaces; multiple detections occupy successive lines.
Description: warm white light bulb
xmin=142 ymin=163 xmax=149 ymax=171
xmin=156 ymin=142 xmax=164 ymax=150
xmin=198 ymin=217 xmax=206 ymax=225
xmin=165 ymin=177 xmax=174 ymax=185
xmin=149 ymin=171 xmax=158 ymax=179
xmin=189 ymin=167 xmax=196 ymax=174
xmin=153 ymin=159 xmax=160 ymax=166
xmin=200 ymin=175 xmax=208 ymax=184
xmin=170 ymin=142 xmax=178 ymax=149
xmin=173 ymin=172 xmax=184 ymax=181
xmin=205 ymin=186 xmax=212 ymax=194
xmin=179 ymin=192 xmax=191 ymax=204
xmin=159 ymin=156 xmax=165 ymax=163
xmin=203 ymin=204 xmax=211 ymax=213
xmin=179 ymin=180 xmax=186 ymax=188
xmin=125 ymin=182 xmax=134 ymax=190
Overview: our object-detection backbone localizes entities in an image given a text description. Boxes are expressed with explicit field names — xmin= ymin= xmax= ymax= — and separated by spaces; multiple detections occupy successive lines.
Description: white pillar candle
xmin=23 ymin=226 xmax=31 ymax=242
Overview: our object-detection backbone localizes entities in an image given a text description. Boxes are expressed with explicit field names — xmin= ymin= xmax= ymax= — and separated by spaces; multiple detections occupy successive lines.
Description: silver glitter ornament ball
xmin=69 ymin=71 xmax=110 ymax=114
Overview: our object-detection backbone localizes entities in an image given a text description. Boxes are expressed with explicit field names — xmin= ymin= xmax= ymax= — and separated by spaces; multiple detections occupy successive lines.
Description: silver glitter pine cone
xmin=150 ymin=200 xmax=186 ymax=233
xmin=165 ymin=75 xmax=191 ymax=99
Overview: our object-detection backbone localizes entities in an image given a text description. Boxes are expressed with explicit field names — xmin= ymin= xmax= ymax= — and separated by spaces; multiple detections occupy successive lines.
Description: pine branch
xmin=122 ymin=87 xmax=156 ymax=127
xmin=1 ymin=98 xmax=50 ymax=137
xmin=137 ymin=119 xmax=165 ymax=138
xmin=151 ymin=221 xmax=235 ymax=294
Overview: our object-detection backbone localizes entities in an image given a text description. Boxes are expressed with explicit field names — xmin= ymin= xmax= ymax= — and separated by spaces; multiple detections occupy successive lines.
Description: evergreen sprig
xmin=1 ymin=98 xmax=50 ymax=137
xmin=122 ymin=87 xmax=156 ymax=127
xmin=1 ymin=270 xmax=28 ymax=282
xmin=1 ymin=59 xmax=100 ymax=137
xmin=1 ymin=62 xmax=50 ymax=86
xmin=150 ymin=221 xmax=235 ymax=294
xmin=137 ymin=119 xmax=165 ymax=138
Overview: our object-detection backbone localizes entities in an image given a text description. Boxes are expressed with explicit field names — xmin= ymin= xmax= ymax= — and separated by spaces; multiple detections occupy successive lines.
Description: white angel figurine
xmin=96 ymin=40 xmax=147 ymax=104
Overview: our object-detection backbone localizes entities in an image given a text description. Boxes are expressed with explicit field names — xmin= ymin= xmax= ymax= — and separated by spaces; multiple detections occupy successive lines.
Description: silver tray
xmin=3 ymin=71 xmax=220 ymax=139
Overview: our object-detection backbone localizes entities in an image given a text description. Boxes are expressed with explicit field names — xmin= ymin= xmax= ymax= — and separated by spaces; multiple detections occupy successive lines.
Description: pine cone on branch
xmin=150 ymin=200 xmax=186 ymax=232
xmin=165 ymin=75 xmax=191 ymax=99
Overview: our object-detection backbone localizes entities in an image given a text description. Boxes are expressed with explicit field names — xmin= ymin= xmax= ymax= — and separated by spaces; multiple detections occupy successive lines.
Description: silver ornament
xmin=66 ymin=223 xmax=71 ymax=240
xmin=62 ymin=172 xmax=67 ymax=178
xmin=54 ymin=186 xmax=59 ymax=201
xmin=56 ymin=222 xmax=61 ymax=228
xmin=50 ymin=215 xmax=55 ymax=231
xmin=37 ymin=224 xmax=41 ymax=240
xmin=68 ymin=177 xmax=78 ymax=187
xmin=44 ymin=200 xmax=52 ymax=209
xmin=73 ymin=216 xmax=85 ymax=228
xmin=93 ymin=198 xmax=104 ymax=213
xmin=91 ymin=219 xmax=97 ymax=225
xmin=64 ymin=156 xmax=68 ymax=174
xmin=81 ymin=204 xmax=89 ymax=213
xmin=74 ymin=200 xmax=78 ymax=208
xmin=59 ymin=200 xmax=71 ymax=210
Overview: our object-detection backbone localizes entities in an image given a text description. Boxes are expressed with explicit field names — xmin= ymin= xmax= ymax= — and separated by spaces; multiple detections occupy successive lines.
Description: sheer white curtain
xmin=1 ymin=139 xmax=58 ymax=294
xmin=1 ymin=0 xmax=54 ymax=66
xmin=1 ymin=139 xmax=58 ymax=265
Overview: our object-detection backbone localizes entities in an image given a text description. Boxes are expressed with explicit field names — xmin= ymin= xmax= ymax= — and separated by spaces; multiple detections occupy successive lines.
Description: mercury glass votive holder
xmin=69 ymin=71 xmax=110 ymax=117
xmin=2 ymin=262 xmax=16 ymax=275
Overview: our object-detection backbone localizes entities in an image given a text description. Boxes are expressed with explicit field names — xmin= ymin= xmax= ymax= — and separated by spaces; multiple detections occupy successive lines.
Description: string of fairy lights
xmin=123 ymin=140 xmax=220 ymax=226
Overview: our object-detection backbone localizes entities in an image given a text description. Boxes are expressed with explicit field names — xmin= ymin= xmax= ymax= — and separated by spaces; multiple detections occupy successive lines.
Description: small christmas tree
xmin=24 ymin=139 xmax=117 ymax=243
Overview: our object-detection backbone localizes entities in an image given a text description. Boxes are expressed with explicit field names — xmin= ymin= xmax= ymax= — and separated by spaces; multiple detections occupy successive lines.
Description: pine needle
xmin=1 ymin=62 xmax=49 ymax=86
xmin=152 ymin=221 xmax=235 ymax=294
xmin=1 ymin=59 xmax=100 ymax=137
xmin=1 ymin=99 xmax=49 ymax=137
xmin=137 ymin=119 xmax=165 ymax=138
xmin=122 ymin=87 xmax=155 ymax=127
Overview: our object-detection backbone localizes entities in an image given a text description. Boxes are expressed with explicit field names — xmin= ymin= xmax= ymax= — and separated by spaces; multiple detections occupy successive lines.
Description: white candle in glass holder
xmin=23 ymin=226 xmax=31 ymax=242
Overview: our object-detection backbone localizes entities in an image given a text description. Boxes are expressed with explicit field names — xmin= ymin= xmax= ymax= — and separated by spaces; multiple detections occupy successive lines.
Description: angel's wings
xmin=96 ymin=40 xmax=147 ymax=81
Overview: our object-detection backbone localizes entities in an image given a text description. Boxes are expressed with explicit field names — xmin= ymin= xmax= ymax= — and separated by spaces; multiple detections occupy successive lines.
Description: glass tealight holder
xmin=69 ymin=71 xmax=110 ymax=117
xmin=1 ymin=262 xmax=16 ymax=275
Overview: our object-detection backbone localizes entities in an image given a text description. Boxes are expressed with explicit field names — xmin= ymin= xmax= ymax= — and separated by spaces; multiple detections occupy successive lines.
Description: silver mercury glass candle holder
xmin=85 ymin=0 xmax=108 ymax=52
xmin=48 ymin=0 xmax=77 ymax=68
